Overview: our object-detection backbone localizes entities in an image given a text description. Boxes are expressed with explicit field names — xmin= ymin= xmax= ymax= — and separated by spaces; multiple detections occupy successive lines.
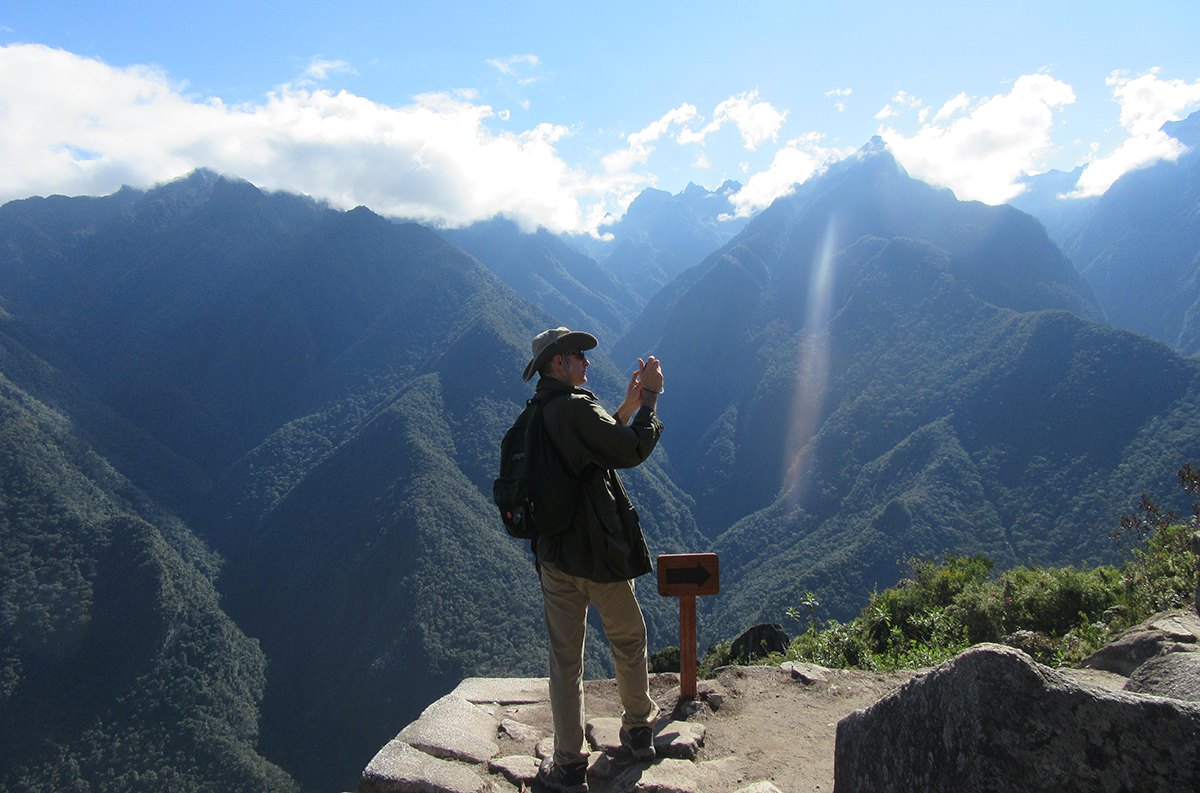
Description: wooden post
xmin=680 ymin=594 xmax=697 ymax=700
xmin=657 ymin=553 xmax=719 ymax=702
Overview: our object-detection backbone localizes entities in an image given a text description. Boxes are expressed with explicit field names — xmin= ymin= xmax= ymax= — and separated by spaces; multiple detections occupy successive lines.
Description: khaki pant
xmin=540 ymin=563 xmax=659 ymax=764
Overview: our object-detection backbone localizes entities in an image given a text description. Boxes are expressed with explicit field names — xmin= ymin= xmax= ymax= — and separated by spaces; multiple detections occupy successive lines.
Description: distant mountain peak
xmin=1162 ymin=108 xmax=1200 ymax=149
xmin=857 ymin=135 xmax=890 ymax=158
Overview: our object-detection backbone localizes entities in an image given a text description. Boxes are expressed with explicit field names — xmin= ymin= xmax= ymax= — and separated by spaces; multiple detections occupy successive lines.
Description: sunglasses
xmin=567 ymin=349 xmax=588 ymax=361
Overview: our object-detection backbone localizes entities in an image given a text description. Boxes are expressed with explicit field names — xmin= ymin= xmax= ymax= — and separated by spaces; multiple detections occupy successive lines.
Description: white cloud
xmin=875 ymin=90 xmax=924 ymax=121
xmin=879 ymin=73 xmax=1076 ymax=204
xmin=602 ymin=103 xmax=698 ymax=173
xmin=486 ymin=54 xmax=539 ymax=75
xmin=676 ymin=90 xmax=787 ymax=150
xmin=727 ymin=133 xmax=848 ymax=216
xmin=304 ymin=58 xmax=356 ymax=81
xmin=712 ymin=90 xmax=788 ymax=150
xmin=0 ymin=43 xmax=651 ymax=233
xmin=933 ymin=92 xmax=970 ymax=122
xmin=826 ymin=88 xmax=851 ymax=113
xmin=1073 ymin=69 xmax=1200 ymax=196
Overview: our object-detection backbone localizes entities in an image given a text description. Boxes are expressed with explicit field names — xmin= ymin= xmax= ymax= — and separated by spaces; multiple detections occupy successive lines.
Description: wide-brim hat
xmin=522 ymin=327 xmax=598 ymax=381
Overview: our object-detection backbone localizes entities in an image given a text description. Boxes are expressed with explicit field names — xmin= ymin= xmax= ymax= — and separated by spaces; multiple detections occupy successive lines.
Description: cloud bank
xmin=1073 ymin=69 xmax=1200 ymax=196
xmin=0 ymin=44 xmax=641 ymax=232
xmin=1 ymin=44 xmax=1196 ymax=234
xmin=878 ymin=74 xmax=1076 ymax=204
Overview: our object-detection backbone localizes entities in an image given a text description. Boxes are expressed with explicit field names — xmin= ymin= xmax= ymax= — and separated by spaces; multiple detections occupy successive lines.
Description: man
xmin=519 ymin=327 xmax=664 ymax=793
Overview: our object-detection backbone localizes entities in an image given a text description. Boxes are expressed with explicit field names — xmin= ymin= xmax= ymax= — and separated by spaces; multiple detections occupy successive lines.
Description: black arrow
xmin=666 ymin=563 xmax=711 ymax=587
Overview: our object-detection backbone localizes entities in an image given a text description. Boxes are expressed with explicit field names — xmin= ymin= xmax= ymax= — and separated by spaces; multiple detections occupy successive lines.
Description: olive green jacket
xmin=533 ymin=376 xmax=663 ymax=582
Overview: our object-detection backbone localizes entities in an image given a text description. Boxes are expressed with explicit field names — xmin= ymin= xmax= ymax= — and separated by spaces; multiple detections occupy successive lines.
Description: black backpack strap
xmin=532 ymin=389 xmax=598 ymax=483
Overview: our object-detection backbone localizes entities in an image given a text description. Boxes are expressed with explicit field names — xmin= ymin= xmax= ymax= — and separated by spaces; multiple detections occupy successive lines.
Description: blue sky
xmin=2 ymin=1 xmax=1199 ymax=233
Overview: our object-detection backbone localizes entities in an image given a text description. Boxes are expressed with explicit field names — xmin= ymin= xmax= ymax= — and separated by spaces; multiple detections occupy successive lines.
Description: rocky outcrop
xmin=730 ymin=623 xmax=789 ymax=661
xmin=1193 ymin=531 xmax=1200 ymax=618
xmin=833 ymin=643 xmax=1200 ymax=792
xmin=1078 ymin=610 xmax=1200 ymax=676
xmin=358 ymin=677 xmax=711 ymax=793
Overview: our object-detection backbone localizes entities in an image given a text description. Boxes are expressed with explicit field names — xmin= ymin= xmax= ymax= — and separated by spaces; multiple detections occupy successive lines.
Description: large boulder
xmin=1193 ymin=531 xmax=1200 ymax=619
xmin=1078 ymin=610 xmax=1200 ymax=677
xmin=834 ymin=643 xmax=1200 ymax=792
xmin=730 ymin=623 xmax=790 ymax=661
xmin=1125 ymin=651 xmax=1200 ymax=702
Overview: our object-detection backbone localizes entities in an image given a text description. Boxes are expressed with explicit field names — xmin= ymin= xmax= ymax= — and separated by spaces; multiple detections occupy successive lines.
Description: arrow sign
xmin=657 ymin=553 xmax=719 ymax=597
xmin=665 ymin=563 xmax=711 ymax=588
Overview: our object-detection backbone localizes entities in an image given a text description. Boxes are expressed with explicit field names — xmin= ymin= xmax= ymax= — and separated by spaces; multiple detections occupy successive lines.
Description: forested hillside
xmin=0 ymin=313 xmax=293 ymax=791
xmin=1061 ymin=110 xmax=1200 ymax=354
xmin=0 ymin=172 xmax=704 ymax=792
xmin=609 ymin=138 xmax=1200 ymax=637
xmin=438 ymin=216 xmax=643 ymax=348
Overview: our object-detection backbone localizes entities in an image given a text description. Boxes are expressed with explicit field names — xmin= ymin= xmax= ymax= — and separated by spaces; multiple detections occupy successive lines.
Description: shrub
xmin=703 ymin=466 xmax=1198 ymax=677
xmin=648 ymin=646 xmax=681 ymax=673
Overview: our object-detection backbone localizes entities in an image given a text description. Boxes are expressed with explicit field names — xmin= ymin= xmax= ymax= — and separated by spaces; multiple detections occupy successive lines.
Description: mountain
xmin=566 ymin=181 xmax=750 ymax=297
xmin=437 ymin=216 xmax=643 ymax=349
xmin=0 ymin=171 xmax=704 ymax=792
xmin=601 ymin=139 xmax=1200 ymax=640
xmin=614 ymin=138 xmax=1106 ymax=535
xmin=706 ymin=236 xmax=1200 ymax=636
xmin=1006 ymin=167 xmax=1099 ymax=249
xmin=6 ymin=141 xmax=1200 ymax=793
xmin=1061 ymin=110 xmax=1200 ymax=354
xmin=0 ymin=311 xmax=294 ymax=792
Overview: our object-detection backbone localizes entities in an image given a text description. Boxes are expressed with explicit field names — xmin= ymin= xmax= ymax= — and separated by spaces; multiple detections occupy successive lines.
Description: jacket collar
xmin=535 ymin=375 xmax=595 ymax=399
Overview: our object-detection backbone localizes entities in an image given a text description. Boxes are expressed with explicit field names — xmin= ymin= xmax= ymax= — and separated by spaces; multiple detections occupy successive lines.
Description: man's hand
xmin=640 ymin=356 xmax=663 ymax=411
xmin=615 ymin=360 xmax=646 ymax=425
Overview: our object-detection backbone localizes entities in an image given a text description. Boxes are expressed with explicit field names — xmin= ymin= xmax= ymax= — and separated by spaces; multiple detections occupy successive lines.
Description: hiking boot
xmin=620 ymin=725 xmax=656 ymax=761
xmin=536 ymin=757 xmax=588 ymax=792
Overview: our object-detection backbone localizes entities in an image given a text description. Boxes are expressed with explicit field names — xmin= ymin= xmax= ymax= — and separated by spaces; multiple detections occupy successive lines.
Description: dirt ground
xmin=491 ymin=665 xmax=920 ymax=793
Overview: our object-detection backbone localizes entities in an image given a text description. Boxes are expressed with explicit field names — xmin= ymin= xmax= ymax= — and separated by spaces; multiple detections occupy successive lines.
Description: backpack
xmin=493 ymin=390 xmax=587 ymax=540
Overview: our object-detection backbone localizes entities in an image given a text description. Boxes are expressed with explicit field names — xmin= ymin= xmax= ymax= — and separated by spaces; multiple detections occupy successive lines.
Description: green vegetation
xmin=701 ymin=475 xmax=1198 ymax=675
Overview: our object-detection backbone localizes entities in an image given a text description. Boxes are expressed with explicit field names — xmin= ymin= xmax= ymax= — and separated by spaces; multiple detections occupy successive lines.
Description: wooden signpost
xmin=657 ymin=553 xmax=719 ymax=700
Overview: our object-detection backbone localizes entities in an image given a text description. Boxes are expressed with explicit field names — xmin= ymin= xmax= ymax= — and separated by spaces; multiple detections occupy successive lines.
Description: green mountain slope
xmin=0 ymin=173 xmax=705 ymax=792
xmin=0 ymin=323 xmax=293 ymax=792
xmin=1064 ymin=110 xmax=1200 ymax=353
xmin=704 ymin=236 xmax=1200 ymax=637
xmin=438 ymin=217 xmax=644 ymax=348
xmin=613 ymin=139 xmax=1106 ymax=534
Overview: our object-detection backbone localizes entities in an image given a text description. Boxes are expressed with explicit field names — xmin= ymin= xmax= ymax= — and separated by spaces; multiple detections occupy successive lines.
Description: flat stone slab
xmin=779 ymin=660 xmax=830 ymax=684
xmin=421 ymin=694 xmax=499 ymax=742
xmin=497 ymin=718 xmax=540 ymax=743
xmin=486 ymin=755 xmax=539 ymax=786
xmin=585 ymin=717 xmax=705 ymax=760
xmin=360 ymin=739 xmax=485 ymax=793
xmin=451 ymin=677 xmax=549 ymax=704
xmin=1079 ymin=609 xmax=1200 ymax=676
xmin=397 ymin=717 xmax=498 ymax=765
xmin=651 ymin=721 xmax=706 ymax=760
xmin=629 ymin=757 xmax=738 ymax=792
xmin=633 ymin=758 xmax=700 ymax=792
xmin=1124 ymin=649 xmax=1200 ymax=701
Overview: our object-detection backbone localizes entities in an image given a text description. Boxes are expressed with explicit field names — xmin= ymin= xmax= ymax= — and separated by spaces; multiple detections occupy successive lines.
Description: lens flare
xmin=784 ymin=215 xmax=839 ymax=507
